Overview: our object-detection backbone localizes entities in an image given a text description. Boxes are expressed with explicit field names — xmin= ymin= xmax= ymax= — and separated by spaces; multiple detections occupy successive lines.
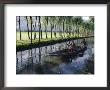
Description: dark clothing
xmin=81 ymin=40 xmax=87 ymax=45
xmin=79 ymin=40 xmax=87 ymax=53
xmin=83 ymin=41 xmax=87 ymax=46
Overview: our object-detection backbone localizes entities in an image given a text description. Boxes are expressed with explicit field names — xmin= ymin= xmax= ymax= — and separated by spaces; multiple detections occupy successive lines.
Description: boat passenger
xmin=82 ymin=39 xmax=87 ymax=46
xmin=71 ymin=41 xmax=77 ymax=52
xmin=67 ymin=41 xmax=77 ymax=53
xmin=80 ymin=39 xmax=87 ymax=53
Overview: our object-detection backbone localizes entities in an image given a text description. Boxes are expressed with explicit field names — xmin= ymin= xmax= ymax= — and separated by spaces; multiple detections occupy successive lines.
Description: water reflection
xmin=16 ymin=37 xmax=94 ymax=74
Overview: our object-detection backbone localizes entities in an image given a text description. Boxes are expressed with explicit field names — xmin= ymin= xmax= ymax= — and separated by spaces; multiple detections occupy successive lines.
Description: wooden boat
xmin=48 ymin=46 xmax=87 ymax=58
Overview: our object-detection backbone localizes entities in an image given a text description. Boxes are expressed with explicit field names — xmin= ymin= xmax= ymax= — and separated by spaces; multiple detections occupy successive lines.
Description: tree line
xmin=16 ymin=16 xmax=94 ymax=44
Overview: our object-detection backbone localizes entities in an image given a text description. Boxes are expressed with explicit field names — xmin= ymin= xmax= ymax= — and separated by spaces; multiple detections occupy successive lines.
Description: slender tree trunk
xmin=66 ymin=26 xmax=68 ymax=37
xmin=59 ymin=25 xmax=62 ymax=38
xmin=76 ymin=23 xmax=78 ymax=37
xmin=62 ymin=22 xmax=64 ymax=38
xmin=69 ymin=26 xmax=71 ymax=36
xmin=18 ymin=16 xmax=21 ymax=40
xmin=75 ymin=25 xmax=76 ymax=37
xmin=68 ymin=26 xmax=69 ymax=36
xmin=51 ymin=24 xmax=53 ymax=39
xmin=54 ymin=24 xmax=57 ymax=38
xmin=38 ymin=16 xmax=41 ymax=43
xmin=83 ymin=26 xmax=85 ymax=37
xmin=61 ymin=25 xmax=63 ymax=38
xmin=32 ymin=17 xmax=37 ymax=40
xmin=87 ymin=29 xmax=88 ymax=37
xmin=41 ymin=26 xmax=42 ymax=39
xmin=78 ymin=25 xmax=79 ymax=38
xmin=59 ymin=25 xmax=60 ymax=38
xmin=44 ymin=17 xmax=48 ymax=39
xmin=72 ymin=25 xmax=75 ymax=37
xmin=30 ymin=16 xmax=32 ymax=44
xmin=46 ymin=29 xmax=48 ymax=39
xmin=33 ymin=22 xmax=36 ymax=40
xmin=45 ymin=24 xmax=47 ymax=39
xmin=46 ymin=17 xmax=48 ymax=39
xmin=34 ymin=16 xmax=37 ymax=40
xmin=26 ymin=16 xmax=30 ymax=39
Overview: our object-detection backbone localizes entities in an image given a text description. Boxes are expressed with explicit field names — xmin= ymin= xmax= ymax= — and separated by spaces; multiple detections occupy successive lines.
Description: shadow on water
xmin=16 ymin=37 xmax=94 ymax=74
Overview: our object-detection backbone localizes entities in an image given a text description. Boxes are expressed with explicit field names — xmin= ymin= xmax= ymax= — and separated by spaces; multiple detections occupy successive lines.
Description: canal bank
xmin=17 ymin=36 xmax=94 ymax=52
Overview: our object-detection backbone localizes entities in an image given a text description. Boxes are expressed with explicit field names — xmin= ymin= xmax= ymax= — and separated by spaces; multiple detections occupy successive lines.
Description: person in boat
xmin=67 ymin=42 xmax=71 ymax=50
xmin=67 ymin=41 xmax=77 ymax=53
xmin=82 ymin=39 xmax=87 ymax=46
xmin=80 ymin=39 xmax=87 ymax=53
xmin=71 ymin=41 xmax=77 ymax=52
xmin=67 ymin=42 xmax=72 ymax=53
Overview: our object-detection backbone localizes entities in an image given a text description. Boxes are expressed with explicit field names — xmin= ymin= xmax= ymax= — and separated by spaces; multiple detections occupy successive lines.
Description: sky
xmin=82 ymin=16 xmax=89 ymax=21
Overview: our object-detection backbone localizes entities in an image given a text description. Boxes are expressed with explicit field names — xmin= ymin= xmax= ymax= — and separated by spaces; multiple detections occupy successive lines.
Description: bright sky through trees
xmin=82 ymin=16 xmax=89 ymax=21
xmin=16 ymin=16 xmax=90 ymax=31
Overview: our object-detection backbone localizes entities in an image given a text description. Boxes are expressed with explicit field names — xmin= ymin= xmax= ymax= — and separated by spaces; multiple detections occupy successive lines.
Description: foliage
xmin=16 ymin=16 xmax=94 ymax=48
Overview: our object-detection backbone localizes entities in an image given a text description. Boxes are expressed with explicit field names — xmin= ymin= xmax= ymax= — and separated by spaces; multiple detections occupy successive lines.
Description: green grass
xmin=16 ymin=31 xmax=92 ymax=48
xmin=16 ymin=32 xmax=80 ymax=40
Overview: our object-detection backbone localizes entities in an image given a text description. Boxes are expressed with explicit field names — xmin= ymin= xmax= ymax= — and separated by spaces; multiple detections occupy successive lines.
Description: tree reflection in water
xmin=16 ymin=37 xmax=94 ymax=74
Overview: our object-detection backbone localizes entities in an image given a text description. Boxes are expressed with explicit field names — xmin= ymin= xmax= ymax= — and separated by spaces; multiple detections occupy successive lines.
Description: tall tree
xmin=74 ymin=16 xmax=83 ymax=38
xmin=25 ymin=16 xmax=30 ymax=40
xmin=54 ymin=24 xmax=57 ymax=38
xmin=38 ymin=16 xmax=41 ymax=42
xmin=89 ymin=16 xmax=94 ymax=36
xmin=30 ymin=16 xmax=33 ymax=44
xmin=61 ymin=16 xmax=66 ymax=38
xmin=18 ymin=16 xmax=21 ymax=40
xmin=72 ymin=16 xmax=77 ymax=37
xmin=42 ymin=16 xmax=48 ymax=39
xmin=65 ymin=16 xmax=73 ymax=38
xmin=49 ymin=16 xmax=55 ymax=39
xmin=40 ymin=17 xmax=43 ymax=39
xmin=33 ymin=16 xmax=37 ymax=40
xmin=57 ymin=16 xmax=63 ymax=38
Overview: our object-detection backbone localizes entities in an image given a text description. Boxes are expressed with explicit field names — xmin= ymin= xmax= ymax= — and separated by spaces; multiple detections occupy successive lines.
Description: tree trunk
xmin=34 ymin=16 xmax=38 ymax=40
xmin=62 ymin=22 xmax=64 ymax=38
xmin=33 ymin=22 xmax=36 ymax=40
xmin=76 ymin=23 xmax=78 ymax=37
xmin=59 ymin=25 xmax=60 ymax=38
xmin=18 ymin=16 xmax=21 ymax=40
xmin=77 ymin=25 xmax=79 ymax=38
xmin=83 ymin=26 xmax=86 ymax=37
xmin=46 ymin=17 xmax=48 ymax=39
xmin=45 ymin=24 xmax=47 ymax=39
xmin=26 ymin=16 xmax=30 ymax=40
xmin=60 ymin=26 xmax=63 ymax=38
xmin=51 ymin=24 xmax=53 ymax=39
xmin=54 ymin=24 xmax=57 ymax=38
xmin=72 ymin=25 xmax=74 ymax=36
xmin=46 ymin=29 xmax=48 ymax=39
xmin=41 ymin=27 xmax=42 ymax=39
xmin=59 ymin=25 xmax=62 ymax=38
xmin=69 ymin=26 xmax=71 ymax=37
xmin=38 ymin=16 xmax=41 ymax=43
xmin=30 ymin=16 xmax=32 ymax=44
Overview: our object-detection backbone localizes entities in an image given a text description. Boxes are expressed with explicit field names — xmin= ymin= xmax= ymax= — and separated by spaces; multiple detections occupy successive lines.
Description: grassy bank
xmin=16 ymin=31 xmax=93 ymax=51
xmin=16 ymin=32 xmax=81 ymax=40
xmin=16 ymin=31 xmax=79 ymax=46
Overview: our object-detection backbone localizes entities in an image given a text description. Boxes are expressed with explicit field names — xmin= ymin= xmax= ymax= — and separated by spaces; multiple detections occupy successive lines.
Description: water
xmin=16 ymin=37 xmax=94 ymax=74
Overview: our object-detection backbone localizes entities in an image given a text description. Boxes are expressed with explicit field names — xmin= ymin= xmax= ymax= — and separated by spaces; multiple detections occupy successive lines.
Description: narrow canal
xmin=16 ymin=37 xmax=94 ymax=74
